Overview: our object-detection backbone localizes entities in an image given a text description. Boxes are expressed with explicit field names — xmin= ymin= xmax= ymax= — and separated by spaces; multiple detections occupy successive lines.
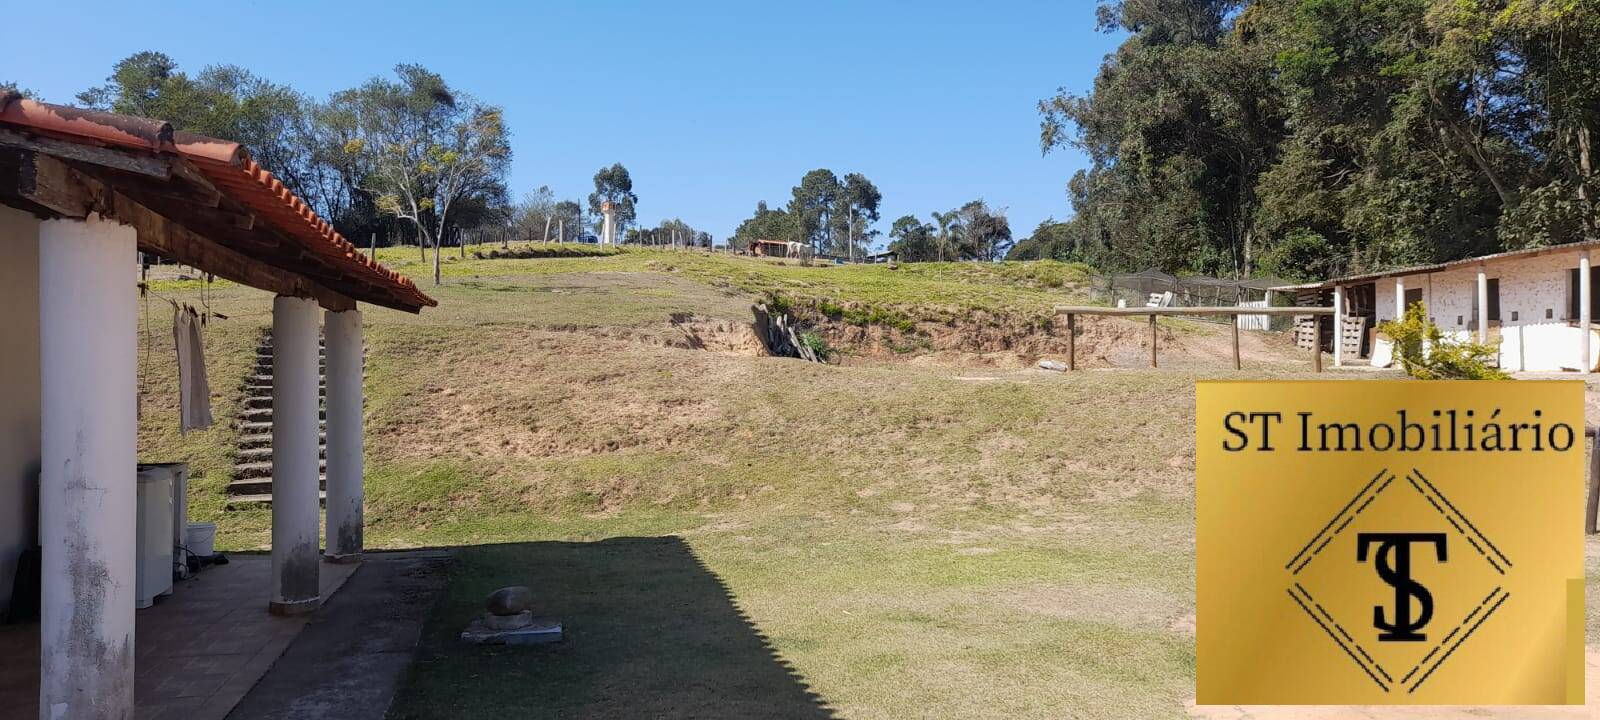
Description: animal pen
xmin=1092 ymin=269 xmax=1289 ymax=327
xmin=1053 ymin=305 xmax=1336 ymax=371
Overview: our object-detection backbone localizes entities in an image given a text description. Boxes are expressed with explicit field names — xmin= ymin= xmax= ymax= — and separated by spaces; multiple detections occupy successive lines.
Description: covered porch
xmin=0 ymin=95 xmax=435 ymax=719
xmin=0 ymin=555 xmax=359 ymax=719
xmin=1274 ymin=241 xmax=1600 ymax=373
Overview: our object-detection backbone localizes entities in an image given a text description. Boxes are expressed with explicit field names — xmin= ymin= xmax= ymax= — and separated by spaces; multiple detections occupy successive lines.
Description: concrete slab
xmin=0 ymin=553 xmax=358 ymax=720
xmin=225 ymin=550 xmax=451 ymax=720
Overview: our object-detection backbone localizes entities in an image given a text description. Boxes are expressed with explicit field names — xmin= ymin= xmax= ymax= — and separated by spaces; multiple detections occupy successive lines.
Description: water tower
xmin=600 ymin=201 xmax=617 ymax=246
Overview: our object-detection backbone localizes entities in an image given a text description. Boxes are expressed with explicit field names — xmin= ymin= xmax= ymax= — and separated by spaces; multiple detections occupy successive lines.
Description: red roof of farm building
xmin=0 ymin=94 xmax=435 ymax=313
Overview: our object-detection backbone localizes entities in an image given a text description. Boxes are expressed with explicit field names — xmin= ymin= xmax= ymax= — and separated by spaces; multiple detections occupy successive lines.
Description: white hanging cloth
xmin=173 ymin=304 xmax=214 ymax=433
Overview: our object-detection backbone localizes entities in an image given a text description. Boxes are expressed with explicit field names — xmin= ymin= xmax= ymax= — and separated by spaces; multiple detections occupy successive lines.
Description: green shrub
xmin=798 ymin=331 xmax=833 ymax=361
xmin=1377 ymin=302 xmax=1508 ymax=380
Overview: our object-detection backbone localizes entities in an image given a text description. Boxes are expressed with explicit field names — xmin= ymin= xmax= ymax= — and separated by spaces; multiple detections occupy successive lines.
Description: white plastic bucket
xmin=186 ymin=522 xmax=217 ymax=558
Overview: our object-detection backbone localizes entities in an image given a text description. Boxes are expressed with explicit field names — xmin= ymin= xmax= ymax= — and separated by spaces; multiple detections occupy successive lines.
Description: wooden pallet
xmin=1293 ymin=315 xmax=1320 ymax=351
xmin=1340 ymin=316 xmax=1368 ymax=359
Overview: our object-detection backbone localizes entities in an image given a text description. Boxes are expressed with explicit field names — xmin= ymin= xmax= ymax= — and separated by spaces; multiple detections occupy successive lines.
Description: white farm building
xmin=1273 ymin=241 xmax=1600 ymax=373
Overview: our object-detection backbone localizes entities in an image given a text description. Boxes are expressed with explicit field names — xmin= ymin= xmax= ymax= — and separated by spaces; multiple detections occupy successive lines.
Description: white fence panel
xmin=1237 ymin=300 xmax=1269 ymax=331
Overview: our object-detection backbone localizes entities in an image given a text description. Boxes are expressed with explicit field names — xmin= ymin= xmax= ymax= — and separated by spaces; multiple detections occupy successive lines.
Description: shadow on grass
xmin=388 ymin=537 xmax=835 ymax=719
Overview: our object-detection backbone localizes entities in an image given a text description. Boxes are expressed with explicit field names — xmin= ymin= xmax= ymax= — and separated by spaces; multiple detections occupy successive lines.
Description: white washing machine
xmin=134 ymin=466 xmax=176 ymax=608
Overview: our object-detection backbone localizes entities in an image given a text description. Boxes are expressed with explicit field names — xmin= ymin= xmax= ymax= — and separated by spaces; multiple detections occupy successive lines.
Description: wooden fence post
xmin=1312 ymin=315 xmax=1324 ymax=373
xmin=1231 ymin=316 xmax=1241 ymax=370
xmin=1149 ymin=314 xmax=1158 ymax=368
xmin=1067 ymin=313 xmax=1077 ymax=371
xmin=1587 ymin=426 xmax=1599 ymax=534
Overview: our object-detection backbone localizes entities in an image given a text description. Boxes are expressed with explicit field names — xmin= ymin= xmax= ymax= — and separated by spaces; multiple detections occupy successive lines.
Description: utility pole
xmin=848 ymin=206 xmax=856 ymax=263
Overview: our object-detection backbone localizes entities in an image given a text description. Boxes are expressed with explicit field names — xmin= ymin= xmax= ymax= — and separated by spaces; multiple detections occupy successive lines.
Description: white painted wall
xmin=1371 ymin=249 xmax=1599 ymax=371
xmin=0 ymin=206 xmax=41 ymax=616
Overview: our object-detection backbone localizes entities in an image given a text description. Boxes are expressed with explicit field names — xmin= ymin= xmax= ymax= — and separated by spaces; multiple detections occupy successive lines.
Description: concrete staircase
xmin=226 ymin=330 xmax=327 ymax=509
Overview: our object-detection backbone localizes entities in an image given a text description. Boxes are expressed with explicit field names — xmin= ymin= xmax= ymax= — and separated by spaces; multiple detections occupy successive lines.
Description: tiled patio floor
xmin=0 ymin=554 xmax=358 ymax=720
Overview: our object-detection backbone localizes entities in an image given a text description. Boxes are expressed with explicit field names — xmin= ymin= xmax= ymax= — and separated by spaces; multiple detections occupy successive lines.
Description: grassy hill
xmin=133 ymin=246 xmax=1600 ymax=719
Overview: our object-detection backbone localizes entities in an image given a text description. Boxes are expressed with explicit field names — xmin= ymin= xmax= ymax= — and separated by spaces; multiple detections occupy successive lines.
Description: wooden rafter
xmin=0 ymin=127 xmax=169 ymax=179
xmin=4 ymin=150 xmax=357 ymax=312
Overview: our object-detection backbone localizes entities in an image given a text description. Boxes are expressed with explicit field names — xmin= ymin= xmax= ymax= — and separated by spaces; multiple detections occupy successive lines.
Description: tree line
xmin=12 ymin=53 xmax=666 ymax=285
xmin=888 ymin=201 xmax=1013 ymax=262
xmin=728 ymin=169 xmax=883 ymax=260
xmin=1015 ymin=0 xmax=1599 ymax=282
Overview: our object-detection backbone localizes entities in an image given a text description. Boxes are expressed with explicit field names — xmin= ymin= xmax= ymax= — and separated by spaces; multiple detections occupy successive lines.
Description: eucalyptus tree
xmin=0 ymin=81 xmax=36 ymax=98
xmin=552 ymin=200 xmax=583 ymax=243
xmin=787 ymin=169 xmax=840 ymax=255
xmin=832 ymin=173 xmax=883 ymax=261
xmin=587 ymin=163 xmax=638 ymax=235
xmin=334 ymin=64 xmax=511 ymax=285
xmin=887 ymin=215 xmax=937 ymax=262
xmin=955 ymin=200 xmax=1013 ymax=261
xmin=516 ymin=185 xmax=556 ymax=244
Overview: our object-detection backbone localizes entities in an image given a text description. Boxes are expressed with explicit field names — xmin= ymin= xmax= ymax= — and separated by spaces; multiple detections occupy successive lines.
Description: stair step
xmin=238 ymin=432 xmax=326 ymax=448
xmin=238 ymin=420 xmax=326 ymax=432
xmin=253 ymin=364 xmax=326 ymax=373
xmin=227 ymin=476 xmax=328 ymax=494
xmin=234 ymin=459 xmax=326 ymax=478
xmin=238 ymin=407 xmax=327 ymax=420
xmin=226 ymin=490 xmax=327 ymax=509
xmin=245 ymin=375 xmax=326 ymax=385
xmin=235 ymin=446 xmax=326 ymax=461
xmin=242 ymin=389 xmax=326 ymax=399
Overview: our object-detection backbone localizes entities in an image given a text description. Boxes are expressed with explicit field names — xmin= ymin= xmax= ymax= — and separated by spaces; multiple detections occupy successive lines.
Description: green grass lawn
xmin=133 ymin=248 xmax=1600 ymax=719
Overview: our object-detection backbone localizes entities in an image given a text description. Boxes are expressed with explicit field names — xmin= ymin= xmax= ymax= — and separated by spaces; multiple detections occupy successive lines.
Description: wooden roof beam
xmin=5 ymin=151 xmax=408 ymax=313
xmin=0 ymin=127 xmax=169 ymax=179
xmin=12 ymin=150 xmax=107 ymax=219
xmin=116 ymin=193 xmax=356 ymax=312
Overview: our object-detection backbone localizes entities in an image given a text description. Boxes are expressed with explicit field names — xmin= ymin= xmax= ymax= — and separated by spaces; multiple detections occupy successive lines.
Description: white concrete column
xmin=1476 ymin=265 xmax=1489 ymax=343
xmin=1395 ymin=277 xmax=1405 ymax=318
xmin=323 ymin=308 xmax=363 ymax=562
xmin=1332 ymin=285 xmax=1344 ymax=367
xmin=270 ymin=295 xmax=321 ymax=614
xmin=39 ymin=214 xmax=137 ymax=720
xmin=1583 ymin=252 xmax=1592 ymax=373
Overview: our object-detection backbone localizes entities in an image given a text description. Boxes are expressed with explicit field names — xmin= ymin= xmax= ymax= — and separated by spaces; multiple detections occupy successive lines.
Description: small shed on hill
xmin=748 ymin=238 xmax=800 ymax=259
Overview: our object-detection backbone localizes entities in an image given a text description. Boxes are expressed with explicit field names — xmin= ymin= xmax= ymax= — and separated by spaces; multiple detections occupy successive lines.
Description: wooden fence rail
xmin=1053 ymin=305 xmax=1336 ymax=372
xmin=1052 ymin=306 xmax=1600 ymax=533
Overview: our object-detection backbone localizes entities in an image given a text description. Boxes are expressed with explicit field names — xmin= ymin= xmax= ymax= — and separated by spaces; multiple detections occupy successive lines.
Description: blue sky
xmin=9 ymin=1 xmax=1121 ymax=249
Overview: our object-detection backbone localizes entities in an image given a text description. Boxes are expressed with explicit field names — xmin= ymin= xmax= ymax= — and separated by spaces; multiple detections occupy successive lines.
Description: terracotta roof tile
xmin=0 ymin=95 xmax=435 ymax=312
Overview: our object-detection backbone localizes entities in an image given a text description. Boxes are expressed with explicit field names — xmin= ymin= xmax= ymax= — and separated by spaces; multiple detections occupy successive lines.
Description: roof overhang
xmin=0 ymin=94 xmax=435 ymax=313
xmin=1270 ymin=239 xmax=1600 ymax=292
